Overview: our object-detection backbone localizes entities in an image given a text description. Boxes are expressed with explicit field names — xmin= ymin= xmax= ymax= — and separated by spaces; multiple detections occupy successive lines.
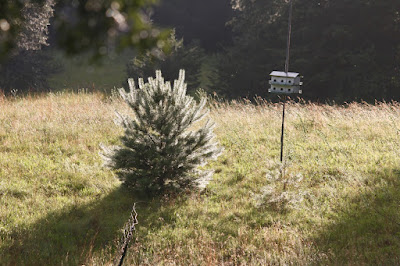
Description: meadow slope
xmin=1 ymin=93 xmax=400 ymax=265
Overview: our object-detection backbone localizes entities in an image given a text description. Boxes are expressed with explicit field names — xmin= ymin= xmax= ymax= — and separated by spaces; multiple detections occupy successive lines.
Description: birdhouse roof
xmin=270 ymin=71 xmax=300 ymax=78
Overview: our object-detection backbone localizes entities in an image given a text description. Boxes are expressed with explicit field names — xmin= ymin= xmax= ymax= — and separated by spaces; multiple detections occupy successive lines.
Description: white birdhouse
xmin=268 ymin=71 xmax=303 ymax=94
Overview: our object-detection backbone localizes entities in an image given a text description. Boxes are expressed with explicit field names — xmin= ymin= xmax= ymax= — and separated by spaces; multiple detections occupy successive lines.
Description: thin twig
xmin=116 ymin=203 xmax=138 ymax=266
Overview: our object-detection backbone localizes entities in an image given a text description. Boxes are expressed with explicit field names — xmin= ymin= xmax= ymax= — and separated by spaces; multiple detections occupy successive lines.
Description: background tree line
xmin=218 ymin=0 xmax=400 ymax=101
xmin=1 ymin=0 xmax=400 ymax=102
xmin=148 ymin=0 xmax=400 ymax=102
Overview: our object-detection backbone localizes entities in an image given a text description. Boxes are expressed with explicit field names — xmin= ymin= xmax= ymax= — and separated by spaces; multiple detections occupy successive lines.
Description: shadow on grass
xmin=2 ymin=186 xmax=188 ymax=265
xmin=313 ymin=169 xmax=400 ymax=264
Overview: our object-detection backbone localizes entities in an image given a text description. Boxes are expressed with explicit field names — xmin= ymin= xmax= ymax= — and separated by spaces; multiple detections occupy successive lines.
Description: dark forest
xmin=1 ymin=0 xmax=400 ymax=102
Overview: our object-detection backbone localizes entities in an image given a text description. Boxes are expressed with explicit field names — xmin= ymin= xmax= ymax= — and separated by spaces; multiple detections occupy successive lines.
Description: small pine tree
xmin=101 ymin=70 xmax=222 ymax=193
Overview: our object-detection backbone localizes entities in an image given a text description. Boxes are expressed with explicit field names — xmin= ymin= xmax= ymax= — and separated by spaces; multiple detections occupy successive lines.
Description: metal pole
xmin=285 ymin=0 xmax=293 ymax=73
xmin=282 ymin=0 xmax=293 ymax=162
xmin=280 ymin=95 xmax=286 ymax=162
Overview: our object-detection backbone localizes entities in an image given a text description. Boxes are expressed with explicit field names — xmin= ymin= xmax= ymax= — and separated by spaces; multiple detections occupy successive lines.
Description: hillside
xmin=1 ymin=93 xmax=400 ymax=265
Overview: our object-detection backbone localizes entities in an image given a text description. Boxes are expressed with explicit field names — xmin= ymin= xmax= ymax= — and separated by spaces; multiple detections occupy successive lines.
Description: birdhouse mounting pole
xmin=280 ymin=95 xmax=286 ymax=162
xmin=285 ymin=0 xmax=293 ymax=73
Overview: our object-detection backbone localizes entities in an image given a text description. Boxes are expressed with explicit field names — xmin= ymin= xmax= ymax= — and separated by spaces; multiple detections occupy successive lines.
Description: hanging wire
xmin=285 ymin=0 xmax=293 ymax=73
xmin=281 ymin=0 xmax=294 ymax=163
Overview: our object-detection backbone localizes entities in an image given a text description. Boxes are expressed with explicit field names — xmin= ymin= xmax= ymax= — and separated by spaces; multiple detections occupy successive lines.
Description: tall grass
xmin=1 ymin=93 xmax=400 ymax=265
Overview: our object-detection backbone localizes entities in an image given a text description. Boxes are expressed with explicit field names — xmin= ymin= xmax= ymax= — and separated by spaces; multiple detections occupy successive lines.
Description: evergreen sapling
xmin=101 ymin=70 xmax=222 ymax=193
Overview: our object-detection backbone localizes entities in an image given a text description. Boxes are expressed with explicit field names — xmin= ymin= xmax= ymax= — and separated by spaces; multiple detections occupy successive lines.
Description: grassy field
xmin=1 ymin=92 xmax=400 ymax=265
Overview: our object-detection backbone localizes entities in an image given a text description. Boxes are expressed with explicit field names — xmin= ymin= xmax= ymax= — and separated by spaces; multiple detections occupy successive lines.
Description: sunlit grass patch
xmin=1 ymin=93 xmax=400 ymax=264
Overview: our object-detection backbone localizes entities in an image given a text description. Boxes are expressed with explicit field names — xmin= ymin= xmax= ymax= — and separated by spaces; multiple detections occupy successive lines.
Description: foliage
xmin=0 ymin=0 xmax=59 ymax=93
xmin=0 ymin=0 xmax=55 ymax=60
xmin=0 ymin=0 xmax=169 ymax=60
xmin=17 ymin=0 xmax=55 ymax=51
xmin=217 ymin=0 xmax=400 ymax=101
xmin=152 ymin=0 xmax=233 ymax=51
xmin=101 ymin=70 xmax=222 ymax=193
xmin=0 ymin=49 xmax=61 ymax=93
xmin=0 ymin=1 xmax=24 ymax=58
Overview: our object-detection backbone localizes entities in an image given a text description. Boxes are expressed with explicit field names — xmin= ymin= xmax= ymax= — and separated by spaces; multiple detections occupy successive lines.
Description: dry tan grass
xmin=1 ymin=93 xmax=400 ymax=265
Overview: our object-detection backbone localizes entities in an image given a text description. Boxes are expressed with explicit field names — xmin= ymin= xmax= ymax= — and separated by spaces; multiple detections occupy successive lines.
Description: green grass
xmin=1 ymin=93 xmax=400 ymax=265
